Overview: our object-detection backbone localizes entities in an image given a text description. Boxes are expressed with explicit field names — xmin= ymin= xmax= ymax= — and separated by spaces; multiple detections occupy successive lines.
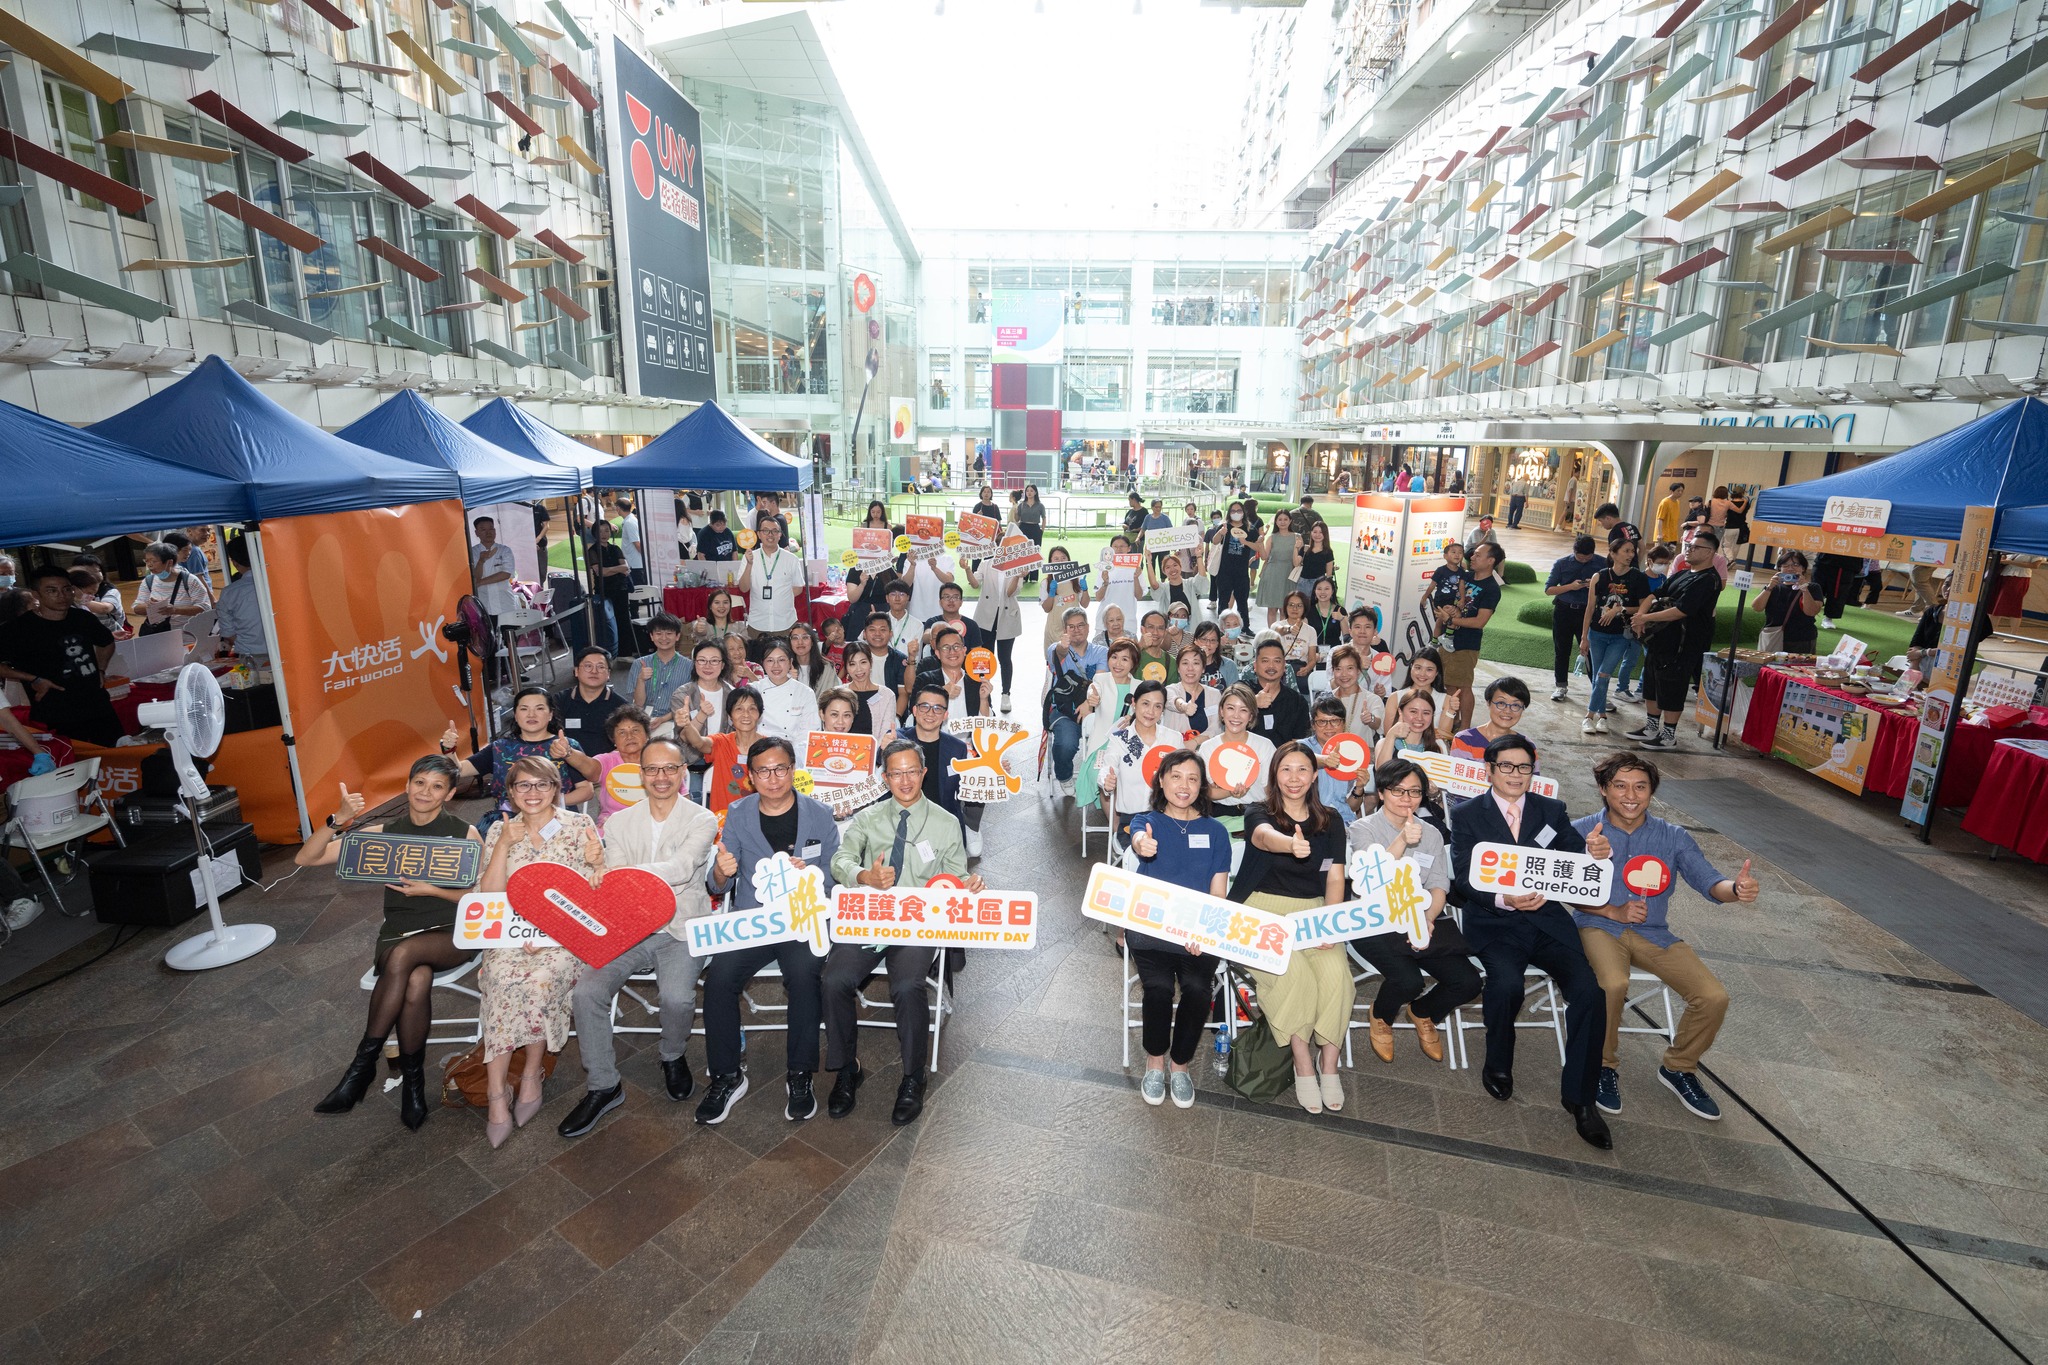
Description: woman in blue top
xmin=444 ymin=687 xmax=592 ymax=833
xmin=1126 ymin=749 xmax=1231 ymax=1110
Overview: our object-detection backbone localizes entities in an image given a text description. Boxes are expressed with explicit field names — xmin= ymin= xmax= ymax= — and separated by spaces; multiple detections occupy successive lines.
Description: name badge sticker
xmin=1188 ymin=833 xmax=1210 ymax=849
xmin=916 ymin=840 xmax=934 ymax=862
xmin=1534 ymin=825 xmax=1556 ymax=848
xmin=801 ymin=842 xmax=823 ymax=860
xmin=1262 ymin=715 xmax=1275 ymax=730
xmin=563 ymin=718 xmax=581 ymax=729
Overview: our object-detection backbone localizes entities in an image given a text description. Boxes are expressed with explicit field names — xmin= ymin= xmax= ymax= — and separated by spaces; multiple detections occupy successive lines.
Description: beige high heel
xmin=485 ymin=1087 xmax=514 ymax=1149
xmin=513 ymin=1071 xmax=544 ymax=1128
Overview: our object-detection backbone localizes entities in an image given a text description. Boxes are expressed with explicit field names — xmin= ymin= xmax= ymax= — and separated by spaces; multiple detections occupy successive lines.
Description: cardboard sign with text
xmin=830 ymin=881 xmax=1038 ymax=949
xmin=905 ymin=514 xmax=944 ymax=546
xmin=851 ymin=527 xmax=894 ymax=568
xmin=334 ymin=831 xmax=481 ymax=888
xmin=1144 ymin=524 xmax=1202 ymax=554
xmin=1468 ymin=843 xmax=1612 ymax=905
xmin=988 ymin=535 xmax=1043 ymax=576
xmin=1291 ymin=844 xmax=1435 ymax=951
xmin=687 ymin=852 xmax=832 ymax=956
xmin=505 ymin=861 xmax=676 ymax=968
xmin=1408 ymin=749 xmax=1558 ymax=800
xmin=956 ymin=512 xmax=1001 ymax=557
xmin=805 ymin=731 xmax=876 ymax=789
xmin=1081 ymin=863 xmax=1292 ymax=973
xmin=1904 ymin=503 xmax=1995 ymax=825
xmin=945 ymin=716 xmax=1033 ymax=802
xmin=1108 ymin=552 xmax=1144 ymax=570
xmin=454 ymin=891 xmax=560 ymax=949
xmin=1041 ymin=560 xmax=1090 ymax=586
xmin=820 ymin=772 xmax=889 ymax=820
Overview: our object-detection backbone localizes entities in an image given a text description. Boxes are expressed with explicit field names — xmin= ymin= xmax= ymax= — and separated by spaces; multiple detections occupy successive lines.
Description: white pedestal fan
xmin=137 ymin=663 xmax=277 ymax=971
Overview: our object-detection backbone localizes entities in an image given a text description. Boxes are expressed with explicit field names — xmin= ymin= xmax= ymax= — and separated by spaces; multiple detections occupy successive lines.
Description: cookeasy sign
xmin=604 ymin=37 xmax=714 ymax=402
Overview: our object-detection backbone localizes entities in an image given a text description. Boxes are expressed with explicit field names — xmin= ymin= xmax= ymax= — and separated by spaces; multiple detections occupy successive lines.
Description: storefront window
xmin=965 ymin=350 xmax=992 ymax=409
xmin=1062 ymin=353 xmax=1130 ymax=411
xmin=928 ymin=351 xmax=952 ymax=409
xmin=1146 ymin=354 xmax=1238 ymax=413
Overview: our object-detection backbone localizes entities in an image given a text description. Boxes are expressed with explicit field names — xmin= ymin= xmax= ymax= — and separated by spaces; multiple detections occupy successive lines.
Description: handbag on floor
xmin=1223 ymin=969 xmax=1295 ymax=1104
xmin=440 ymin=1042 xmax=559 ymax=1108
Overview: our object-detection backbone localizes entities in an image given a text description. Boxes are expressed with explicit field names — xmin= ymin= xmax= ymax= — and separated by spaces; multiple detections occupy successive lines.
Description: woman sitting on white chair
xmin=294 ymin=754 xmax=480 ymax=1131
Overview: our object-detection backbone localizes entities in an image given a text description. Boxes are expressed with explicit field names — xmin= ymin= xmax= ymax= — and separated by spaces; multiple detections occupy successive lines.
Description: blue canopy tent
xmin=587 ymin=401 xmax=811 ymax=492
xmin=1992 ymin=503 xmax=2048 ymax=558
xmin=338 ymin=390 xmax=581 ymax=506
xmin=89 ymin=356 xmax=461 ymax=518
xmin=1753 ymin=397 xmax=2048 ymax=545
xmin=0 ymin=397 xmax=249 ymax=542
xmin=460 ymin=396 xmax=612 ymax=485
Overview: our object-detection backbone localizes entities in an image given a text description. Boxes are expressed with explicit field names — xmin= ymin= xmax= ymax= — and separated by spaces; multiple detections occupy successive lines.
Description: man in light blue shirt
xmin=1572 ymin=751 xmax=1759 ymax=1123
xmin=215 ymin=536 xmax=267 ymax=663
xmin=1045 ymin=607 xmax=1105 ymax=788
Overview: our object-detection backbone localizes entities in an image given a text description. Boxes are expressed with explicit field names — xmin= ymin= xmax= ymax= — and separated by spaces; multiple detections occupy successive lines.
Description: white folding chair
xmin=1447 ymin=966 xmax=1567 ymax=1069
xmin=4 ymin=758 xmax=124 ymax=917
xmin=1344 ymin=943 xmax=1461 ymax=1072
xmin=1619 ymin=968 xmax=1679 ymax=1043
xmin=1077 ymin=796 xmax=1112 ymax=859
xmin=355 ymin=955 xmax=482 ymax=1046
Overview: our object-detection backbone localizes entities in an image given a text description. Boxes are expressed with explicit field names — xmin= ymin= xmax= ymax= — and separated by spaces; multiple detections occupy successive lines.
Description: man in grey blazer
xmin=697 ymin=737 xmax=842 ymax=1124
xmin=559 ymin=738 xmax=721 ymax=1139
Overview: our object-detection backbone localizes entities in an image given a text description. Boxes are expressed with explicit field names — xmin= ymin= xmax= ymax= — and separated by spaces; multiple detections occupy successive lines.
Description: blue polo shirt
xmin=1048 ymin=641 xmax=1108 ymax=678
xmin=1568 ymin=812 xmax=1727 ymax=948
xmin=1126 ymin=811 xmax=1231 ymax=954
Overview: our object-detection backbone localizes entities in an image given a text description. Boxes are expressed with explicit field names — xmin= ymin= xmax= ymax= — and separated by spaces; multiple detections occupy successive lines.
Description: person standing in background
xmin=618 ymin=498 xmax=645 ymax=589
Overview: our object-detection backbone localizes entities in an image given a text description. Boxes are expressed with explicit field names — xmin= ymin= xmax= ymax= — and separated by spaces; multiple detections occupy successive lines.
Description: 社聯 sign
xmin=1081 ymin=863 xmax=1292 ymax=973
xmin=1468 ymin=842 xmax=1613 ymax=905
xmin=686 ymin=852 xmax=832 ymax=956
xmin=1290 ymin=844 xmax=1435 ymax=951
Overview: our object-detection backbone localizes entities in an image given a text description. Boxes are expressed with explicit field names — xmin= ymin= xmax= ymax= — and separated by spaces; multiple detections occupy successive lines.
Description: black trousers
xmin=1354 ymin=920 xmax=1480 ymax=1024
xmin=1213 ymin=569 xmax=1250 ymax=622
xmin=1645 ymin=641 xmax=1691 ymax=713
xmin=701 ymin=941 xmax=824 ymax=1076
xmin=1133 ymin=948 xmax=1217 ymax=1065
xmin=821 ymin=944 xmax=935 ymax=1075
xmin=994 ymin=635 xmax=1015 ymax=695
xmin=1552 ymin=607 xmax=1584 ymax=687
xmin=1462 ymin=905 xmax=1603 ymax=1107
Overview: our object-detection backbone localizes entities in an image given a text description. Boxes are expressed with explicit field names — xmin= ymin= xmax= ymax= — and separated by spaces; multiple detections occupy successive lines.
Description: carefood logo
xmin=625 ymin=91 xmax=701 ymax=230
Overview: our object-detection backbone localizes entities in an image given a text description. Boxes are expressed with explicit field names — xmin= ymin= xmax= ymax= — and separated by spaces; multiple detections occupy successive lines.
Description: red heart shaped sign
xmin=506 ymin=861 xmax=675 ymax=968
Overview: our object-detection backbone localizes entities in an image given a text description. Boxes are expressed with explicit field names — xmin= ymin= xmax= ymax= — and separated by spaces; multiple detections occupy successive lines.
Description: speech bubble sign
xmin=1469 ymin=842 xmax=1612 ymax=905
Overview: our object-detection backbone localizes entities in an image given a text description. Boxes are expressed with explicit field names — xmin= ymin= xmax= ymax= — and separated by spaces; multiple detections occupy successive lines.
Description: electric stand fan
xmin=441 ymin=594 xmax=495 ymax=749
xmin=140 ymin=663 xmax=277 ymax=971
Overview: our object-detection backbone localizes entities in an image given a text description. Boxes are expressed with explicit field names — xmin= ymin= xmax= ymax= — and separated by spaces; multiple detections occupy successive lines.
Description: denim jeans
xmin=1586 ymin=631 xmax=1631 ymax=714
xmin=1615 ymin=636 xmax=1642 ymax=693
xmin=1049 ymin=714 xmax=1081 ymax=780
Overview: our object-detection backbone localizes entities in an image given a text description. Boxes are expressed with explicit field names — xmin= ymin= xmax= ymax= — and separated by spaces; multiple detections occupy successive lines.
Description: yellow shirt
xmin=1654 ymin=496 xmax=1682 ymax=545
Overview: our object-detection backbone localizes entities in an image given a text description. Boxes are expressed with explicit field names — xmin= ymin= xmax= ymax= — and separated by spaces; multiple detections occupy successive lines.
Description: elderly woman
xmin=135 ymin=539 xmax=212 ymax=636
xmin=721 ymin=631 xmax=762 ymax=687
xmin=589 ymin=705 xmax=651 ymax=828
xmin=293 ymin=754 xmax=480 ymax=1130
xmin=1234 ymin=741 xmax=1349 ymax=1113
xmin=474 ymin=756 xmax=599 ymax=1146
xmin=703 ymin=686 xmax=764 ymax=816
xmin=1096 ymin=534 xmax=1142 ymax=631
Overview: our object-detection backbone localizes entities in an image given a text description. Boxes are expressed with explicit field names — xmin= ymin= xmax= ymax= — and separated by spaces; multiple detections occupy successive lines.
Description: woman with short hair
xmin=1124 ymin=750 xmax=1228 ymax=1109
xmin=295 ymin=754 xmax=480 ymax=1130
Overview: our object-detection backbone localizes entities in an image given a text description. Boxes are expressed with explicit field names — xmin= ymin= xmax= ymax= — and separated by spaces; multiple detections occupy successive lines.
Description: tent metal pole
xmin=564 ymin=495 xmax=598 ymax=651
xmin=244 ymin=527 xmax=312 ymax=841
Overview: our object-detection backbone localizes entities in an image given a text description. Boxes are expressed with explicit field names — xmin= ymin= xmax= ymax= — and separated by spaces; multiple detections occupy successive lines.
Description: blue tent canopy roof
xmin=1752 ymin=397 xmax=2048 ymax=543
xmin=589 ymin=401 xmax=810 ymax=493
xmin=339 ymin=391 xmax=581 ymax=506
xmin=0 ymin=396 xmax=250 ymax=542
xmin=89 ymin=356 xmax=460 ymax=519
xmin=459 ymin=397 xmax=610 ymax=484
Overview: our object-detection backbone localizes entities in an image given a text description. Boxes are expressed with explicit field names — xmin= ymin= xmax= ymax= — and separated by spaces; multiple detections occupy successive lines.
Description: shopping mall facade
xmin=0 ymin=0 xmax=2038 ymax=517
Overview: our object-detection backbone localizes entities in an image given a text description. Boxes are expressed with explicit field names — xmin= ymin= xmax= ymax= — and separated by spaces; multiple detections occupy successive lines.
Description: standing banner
xmin=645 ymin=494 xmax=681 ymax=588
xmin=262 ymin=500 xmax=469 ymax=842
xmin=1344 ymin=493 xmax=1467 ymax=667
xmin=1772 ymin=680 xmax=1878 ymax=795
xmin=1903 ymin=504 xmax=1994 ymax=827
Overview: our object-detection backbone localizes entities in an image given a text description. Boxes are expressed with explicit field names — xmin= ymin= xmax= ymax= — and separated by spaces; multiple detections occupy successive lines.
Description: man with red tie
xmin=1449 ymin=733 xmax=1615 ymax=1149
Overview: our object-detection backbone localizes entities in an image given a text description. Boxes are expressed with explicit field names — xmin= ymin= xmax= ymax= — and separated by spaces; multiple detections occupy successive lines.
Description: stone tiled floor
xmin=4 ymin=596 xmax=2047 ymax=1363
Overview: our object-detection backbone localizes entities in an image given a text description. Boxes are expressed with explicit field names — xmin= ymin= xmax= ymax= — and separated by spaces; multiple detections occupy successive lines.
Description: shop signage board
xmin=1695 ymin=653 xmax=1758 ymax=734
xmin=1822 ymin=496 xmax=1892 ymax=539
xmin=1772 ymin=680 xmax=1879 ymax=796
xmin=1903 ymin=504 xmax=1995 ymax=826
xmin=602 ymin=38 xmax=715 ymax=403
xmin=1343 ymin=493 xmax=1468 ymax=666
xmin=1746 ymin=518 xmax=1948 ymax=565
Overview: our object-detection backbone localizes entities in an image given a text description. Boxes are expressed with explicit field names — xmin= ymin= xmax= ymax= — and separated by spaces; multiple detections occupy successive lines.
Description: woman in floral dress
xmin=476 ymin=755 xmax=601 ymax=1147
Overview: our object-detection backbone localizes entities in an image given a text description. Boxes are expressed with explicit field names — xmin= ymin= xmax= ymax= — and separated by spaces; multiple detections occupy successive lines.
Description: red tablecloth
xmin=1739 ymin=666 xmax=2046 ymax=805
xmin=1962 ymin=741 xmax=2048 ymax=860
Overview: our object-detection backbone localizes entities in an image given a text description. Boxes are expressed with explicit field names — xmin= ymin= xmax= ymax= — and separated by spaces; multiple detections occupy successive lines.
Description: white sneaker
xmin=4 ymin=897 xmax=42 ymax=930
xmin=999 ymin=692 xmax=1012 ymax=714
xmin=1550 ymin=686 xmax=1568 ymax=702
xmin=1581 ymin=716 xmax=1600 ymax=735
xmin=1059 ymin=778 xmax=1075 ymax=799
xmin=1595 ymin=716 xmax=1609 ymax=734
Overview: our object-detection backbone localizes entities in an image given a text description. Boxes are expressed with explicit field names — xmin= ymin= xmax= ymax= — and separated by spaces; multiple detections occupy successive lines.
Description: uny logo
xmin=626 ymin=92 xmax=655 ymax=201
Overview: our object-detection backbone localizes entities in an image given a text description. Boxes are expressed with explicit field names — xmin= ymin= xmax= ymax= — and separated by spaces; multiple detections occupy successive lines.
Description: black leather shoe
xmin=891 ymin=1073 xmax=926 ymax=1127
xmin=663 ymin=1056 xmax=695 ymax=1102
xmin=557 ymin=1084 xmax=623 ymax=1139
xmin=313 ymin=1036 xmax=383 ymax=1115
xmin=827 ymin=1064 xmax=863 ymax=1119
xmin=1567 ymin=1103 xmax=1614 ymax=1150
xmin=397 ymin=1049 xmax=428 ymax=1131
xmin=1481 ymin=1069 xmax=1514 ymax=1102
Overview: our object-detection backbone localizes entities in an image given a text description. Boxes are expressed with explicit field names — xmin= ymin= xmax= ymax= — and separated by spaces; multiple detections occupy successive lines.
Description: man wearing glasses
xmin=824 ymin=740 xmax=983 ymax=1125
xmin=1346 ymin=757 xmax=1479 ymax=1065
xmin=697 ymin=737 xmax=841 ymax=1125
xmin=901 ymin=674 xmax=981 ymax=856
xmin=1448 ymin=733 xmax=1616 ymax=1149
xmin=561 ymin=739 xmax=721 ymax=1139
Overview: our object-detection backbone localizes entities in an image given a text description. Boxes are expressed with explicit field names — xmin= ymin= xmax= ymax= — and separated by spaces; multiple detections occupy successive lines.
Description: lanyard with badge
xmin=756 ymin=548 xmax=786 ymax=600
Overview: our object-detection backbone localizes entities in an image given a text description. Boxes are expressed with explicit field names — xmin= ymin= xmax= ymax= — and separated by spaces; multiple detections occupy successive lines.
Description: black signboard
xmin=335 ymin=831 xmax=482 ymax=889
xmin=603 ymin=37 xmax=716 ymax=402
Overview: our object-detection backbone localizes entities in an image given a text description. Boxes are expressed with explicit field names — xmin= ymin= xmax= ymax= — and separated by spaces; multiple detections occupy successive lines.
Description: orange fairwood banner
xmin=263 ymin=501 xmax=469 ymax=841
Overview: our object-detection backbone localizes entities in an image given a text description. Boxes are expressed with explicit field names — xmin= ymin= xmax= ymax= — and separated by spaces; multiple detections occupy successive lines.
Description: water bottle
xmin=1213 ymin=1028 xmax=1231 ymax=1076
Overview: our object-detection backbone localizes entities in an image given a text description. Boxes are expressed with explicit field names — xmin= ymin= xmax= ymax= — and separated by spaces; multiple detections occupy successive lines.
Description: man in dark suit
xmin=1449 ymin=733 xmax=1616 ymax=1149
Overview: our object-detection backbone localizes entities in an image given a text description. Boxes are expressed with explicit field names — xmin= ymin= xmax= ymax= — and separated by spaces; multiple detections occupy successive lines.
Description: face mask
xmin=1231 ymin=512 xmax=1244 ymax=522
xmin=0 ymin=575 xmax=11 ymax=589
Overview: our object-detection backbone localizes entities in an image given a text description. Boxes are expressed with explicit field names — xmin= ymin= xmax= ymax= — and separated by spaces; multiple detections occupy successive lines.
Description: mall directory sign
xmin=603 ymin=37 xmax=715 ymax=403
